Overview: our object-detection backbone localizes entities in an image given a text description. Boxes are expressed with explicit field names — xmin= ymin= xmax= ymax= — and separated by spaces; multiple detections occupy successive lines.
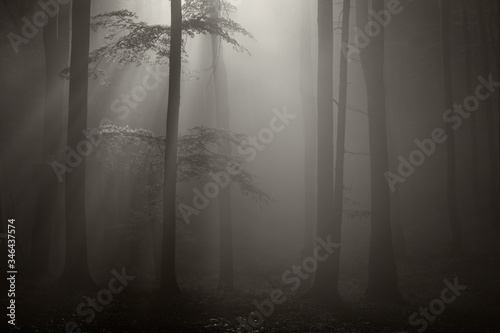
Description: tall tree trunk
xmin=160 ymin=0 xmax=182 ymax=297
xmin=211 ymin=0 xmax=234 ymax=293
xmin=148 ymin=172 xmax=161 ymax=283
xmin=387 ymin=81 xmax=406 ymax=261
xmin=357 ymin=0 xmax=402 ymax=301
xmin=59 ymin=0 xmax=94 ymax=290
xmin=440 ymin=0 xmax=463 ymax=258
xmin=307 ymin=0 xmax=342 ymax=306
xmin=27 ymin=2 xmax=70 ymax=280
xmin=388 ymin=143 xmax=407 ymax=262
xmin=298 ymin=0 xmax=317 ymax=296
xmin=476 ymin=1 xmax=499 ymax=219
xmin=328 ymin=0 xmax=350 ymax=298
xmin=488 ymin=2 xmax=499 ymax=71
xmin=462 ymin=1 xmax=480 ymax=213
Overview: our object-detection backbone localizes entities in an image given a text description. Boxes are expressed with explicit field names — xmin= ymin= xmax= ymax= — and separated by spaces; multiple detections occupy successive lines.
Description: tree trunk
xmin=297 ymin=0 xmax=317 ymax=296
xmin=387 ymin=85 xmax=406 ymax=261
xmin=59 ymin=0 xmax=94 ymax=290
xmin=387 ymin=120 xmax=406 ymax=262
xmin=160 ymin=0 xmax=182 ymax=297
xmin=148 ymin=172 xmax=162 ymax=284
xmin=327 ymin=0 xmax=350 ymax=299
xmin=440 ymin=0 xmax=463 ymax=258
xmin=476 ymin=1 xmax=499 ymax=220
xmin=357 ymin=0 xmax=402 ymax=301
xmin=461 ymin=1 xmax=480 ymax=213
xmin=27 ymin=2 xmax=70 ymax=280
xmin=211 ymin=0 xmax=234 ymax=293
xmin=307 ymin=0 xmax=342 ymax=306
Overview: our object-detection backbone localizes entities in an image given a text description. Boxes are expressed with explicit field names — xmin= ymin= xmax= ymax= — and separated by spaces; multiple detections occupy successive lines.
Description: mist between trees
xmin=0 ymin=0 xmax=498 ymax=332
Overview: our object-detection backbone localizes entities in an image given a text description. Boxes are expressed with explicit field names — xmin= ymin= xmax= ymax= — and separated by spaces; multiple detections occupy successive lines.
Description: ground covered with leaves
xmin=4 ymin=216 xmax=499 ymax=333
xmin=9 ymin=238 xmax=500 ymax=333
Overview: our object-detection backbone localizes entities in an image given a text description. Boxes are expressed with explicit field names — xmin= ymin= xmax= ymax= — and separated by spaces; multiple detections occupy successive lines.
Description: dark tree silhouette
xmin=461 ymin=0 xmax=480 ymax=213
xmin=357 ymin=0 xmax=402 ymax=301
xmin=59 ymin=0 xmax=94 ymax=290
xmin=307 ymin=0 xmax=342 ymax=307
xmin=476 ymin=0 xmax=499 ymax=219
xmin=210 ymin=0 xmax=234 ymax=293
xmin=298 ymin=0 xmax=316 ymax=296
xmin=331 ymin=0 xmax=351 ymax=281
xmin=440 ymin=0 xmax=463 ymax=258
xmin=27 ymin=2 xmax=70 ymax=280
xmin=0 ymin=0 xmax=33 ymax=293
xmin=160 ymin=0 xmax=182 ymax=297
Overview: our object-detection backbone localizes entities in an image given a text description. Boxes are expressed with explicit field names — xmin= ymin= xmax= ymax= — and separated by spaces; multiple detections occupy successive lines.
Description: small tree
xmin=87 ymin=0 xmax=252 ymax=297
xmin=82 ymin=125 xmax=272 ymax=284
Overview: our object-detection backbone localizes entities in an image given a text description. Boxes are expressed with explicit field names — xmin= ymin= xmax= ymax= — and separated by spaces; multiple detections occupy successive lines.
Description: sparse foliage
xmin=85 ymin=125 xmax=272 ymax=228
xmin=86 ymin=0 xmax=253 ymax=80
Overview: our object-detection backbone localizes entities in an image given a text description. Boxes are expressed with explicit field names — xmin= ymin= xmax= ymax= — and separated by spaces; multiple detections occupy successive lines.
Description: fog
xmin=0 ymin=0 xmax=499 ymax=332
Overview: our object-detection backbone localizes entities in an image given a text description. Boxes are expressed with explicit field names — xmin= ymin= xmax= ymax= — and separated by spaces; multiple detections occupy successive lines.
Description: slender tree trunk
xmin=488 ymin=2 xmax=499 ymax=70
xmin=328 ymin=0 xmax=350 ymax=298
xmin=59 ymin=0 xmax=94 ymax=290
xmin=128 ymin=170 xmax=144 ymax=271
xmin=388 ymin=140 xmax=407 ymax=262
xmin=387 ymin=86 xmax=406 ymax=261
xmin=210 ymin=0 xmax=234 ymax=293
xmin=476 ymin=1 xmax=499 ymax=219
xmin=160 ymin=0 xmax=182 ymax=297
xmin=307 ymin=0 xmax=342 ymax=306
xmin=440 ymin=0 xmax=463 ymax=258
xmin=462 ymin=1 xmax=480 ymax=213
xmin=357 ymin=0 xmax=402 ymax=301
xmin=27 ymin=2 xmax=70 ymax=280
xmin=148 ymin=173 xmax=161 ymax=283
xmin=297 ymin=0 xmax=317 ymax=296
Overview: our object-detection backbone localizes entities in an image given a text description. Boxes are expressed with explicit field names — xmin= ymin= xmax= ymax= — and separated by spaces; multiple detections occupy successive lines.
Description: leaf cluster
xmin=92 ymin=125 xmax=272 ymax=206
xmin=87 ymin=0 xmax=253 ymax=80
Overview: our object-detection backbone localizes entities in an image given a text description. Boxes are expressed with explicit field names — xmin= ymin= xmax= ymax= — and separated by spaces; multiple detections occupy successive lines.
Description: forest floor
xmin=8 ymin=279 xmax=500 ymax=333
xmin=7 ymin=223 xmax=500 ymax=332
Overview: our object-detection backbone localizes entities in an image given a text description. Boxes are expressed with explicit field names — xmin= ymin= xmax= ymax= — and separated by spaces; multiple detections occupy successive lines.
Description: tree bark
xmin=332 ymin=0 xmax=350 ymax=251
xmin=59 ymin=0 xmax=94 ymax=290
xmin=148 ymin=172 xmax=162 ymax=283
xmin=27 ymin=1 xmax=70 ymax=280
xmin=461 ymin=1 xmax=480 ymax=213
xmin=357 ymin=0 xmax=402 ymax=301
xmin=160 ymin=0 xmax=182 ymax=297
xmin=476 ymin=1 xmax=499 ymax=220
xmin=307 ymin=0 xmax=342 ymax=306
xmin=210 ymin=0 xmax=234 ymax=293
xmin=440 ymin=0 xmax=463 ymax=258
xmin=388 ymin=138 xmax=407 ymax=262
xmin=297 ymin=0 xmax=317 ymax=296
